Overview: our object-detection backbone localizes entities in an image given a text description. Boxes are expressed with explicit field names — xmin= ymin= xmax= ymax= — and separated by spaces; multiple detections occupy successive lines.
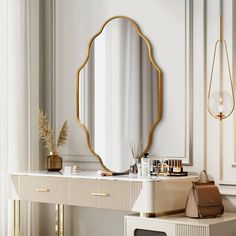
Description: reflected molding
xmin=76 ymin=16 xmax=163 ymax=173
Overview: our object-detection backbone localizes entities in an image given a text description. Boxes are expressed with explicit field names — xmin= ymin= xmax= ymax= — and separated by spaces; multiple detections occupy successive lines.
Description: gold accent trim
xmin=13 ymin=200 xmax=20 ymax=236
xmin=35 ymin=188 xmax=50 ymax=192
xmin=55 ymin=204 xmax=64 ymax=236
xmin=76 ymin=15 xmax=163 ymax=173
xmin=139 ymin=212 xmax=156 ymax=218
xmin=91 ymin=192 xmax=110 ymax=197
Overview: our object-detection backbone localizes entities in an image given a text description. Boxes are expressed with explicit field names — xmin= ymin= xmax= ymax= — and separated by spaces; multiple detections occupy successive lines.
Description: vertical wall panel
xmin=205 ymin=0 xmax=221 ymax=181
xmin=54 ymin=0 xmax=191 ymax=163
xmin=222 ymin=0 xmax=236 ymax=182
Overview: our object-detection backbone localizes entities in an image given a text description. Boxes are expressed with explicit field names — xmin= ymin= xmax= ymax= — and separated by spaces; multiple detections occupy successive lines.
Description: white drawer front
xmin=98 ymin=180 xmax=135 ymax=211
xmin=70 ymin=178 xmax=98 ymax=208
xmin=19 ymin=176 xmax=44 ymax=202
xmin=45 ymin=177 xmax=69 ymax=204
xmin=19 ymin=176 xmax=69 ymax=204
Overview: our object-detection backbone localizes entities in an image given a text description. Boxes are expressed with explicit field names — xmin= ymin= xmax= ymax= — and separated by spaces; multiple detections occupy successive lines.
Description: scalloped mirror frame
xmin=76 ymin=15 xmax=163 ymax=174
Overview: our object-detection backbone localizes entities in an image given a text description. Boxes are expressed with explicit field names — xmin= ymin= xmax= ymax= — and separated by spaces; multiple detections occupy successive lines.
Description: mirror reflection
xmin=78 ymin=18 xmax=160 ymax=172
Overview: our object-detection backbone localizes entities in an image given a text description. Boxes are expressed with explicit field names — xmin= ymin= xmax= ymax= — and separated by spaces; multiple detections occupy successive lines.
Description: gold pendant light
xmin=208 ymin=15 xmax=235 ymax=121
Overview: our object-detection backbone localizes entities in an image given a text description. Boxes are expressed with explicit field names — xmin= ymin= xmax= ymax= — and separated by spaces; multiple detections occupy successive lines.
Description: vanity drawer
xmin=18 ymin=176 xmax=69 ymax=204
xmin=44 ymin=177 xmax=69 ymax=204
xmin=70 ymin=178 xmax=98 ymax=208
xmin=18 ymin=176 xmax=44 ymax=202
xmin=98 ymin=180 xmax=132 ymax=211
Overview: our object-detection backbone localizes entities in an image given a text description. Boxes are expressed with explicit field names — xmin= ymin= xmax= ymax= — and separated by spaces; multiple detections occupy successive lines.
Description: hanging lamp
xmin=208 ymin=14 xmax=235 ymax=121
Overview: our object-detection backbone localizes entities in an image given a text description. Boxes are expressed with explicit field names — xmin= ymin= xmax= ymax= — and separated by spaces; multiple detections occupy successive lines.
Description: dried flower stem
xmin=129 ymin=139 xmax=143 ymax=162
xmin=39 ymin=110 xmax=68 ymax=153
xmin=39 ymin=110 xmax=55 ymax=152
xmin=57 ymin=121 xmax=68 ymax=148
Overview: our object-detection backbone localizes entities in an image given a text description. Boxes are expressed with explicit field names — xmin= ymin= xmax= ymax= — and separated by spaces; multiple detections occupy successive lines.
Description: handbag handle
xmin=198 ymin=170 xmax=209 ymax=183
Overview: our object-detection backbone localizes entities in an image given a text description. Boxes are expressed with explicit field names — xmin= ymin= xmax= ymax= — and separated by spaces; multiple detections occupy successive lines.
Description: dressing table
xmin=10 ymin=171 xmax=197 ymax=236
xmin=10 ymin=15 xmax=198 ymax=236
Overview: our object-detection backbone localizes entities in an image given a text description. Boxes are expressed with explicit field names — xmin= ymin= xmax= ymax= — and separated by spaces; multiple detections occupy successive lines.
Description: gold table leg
xmin=55 ymin=204 xmax=64 ymax=236
xmin=13 ymin=201 xmax=65 ymax=236
xmin=13 ymin=200 xmax=20 ymax=236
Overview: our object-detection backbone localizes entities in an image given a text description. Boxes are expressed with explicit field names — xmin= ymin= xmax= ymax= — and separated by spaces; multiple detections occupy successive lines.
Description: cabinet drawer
xmin=98 ymin=180 xmax=131 ymax=211
xmin=19 ymin=176 xmax=44 ymax=202
xmin=70 ymin=178 xmax=98 ymax=207
xmin=45 ymin=177 xmax=69 ymax=204
xmin=19 ymin=176 xmax=69 ymax=204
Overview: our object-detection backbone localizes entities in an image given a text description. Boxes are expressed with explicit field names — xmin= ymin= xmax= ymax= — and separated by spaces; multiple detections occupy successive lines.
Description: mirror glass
xmin=78 ymin=17 xmax=162 ymax=172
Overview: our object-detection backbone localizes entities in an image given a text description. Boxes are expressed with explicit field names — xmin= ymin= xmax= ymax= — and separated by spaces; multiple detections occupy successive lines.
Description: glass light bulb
xmin=208 ymin=91 xmax=234 ymax=120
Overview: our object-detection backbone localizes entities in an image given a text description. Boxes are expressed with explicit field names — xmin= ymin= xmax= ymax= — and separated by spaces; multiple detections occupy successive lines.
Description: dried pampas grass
xmin=39 ymin=110 xmax=68 ymax=153
xmin=57 ymin=121 xmax=68 ymax=148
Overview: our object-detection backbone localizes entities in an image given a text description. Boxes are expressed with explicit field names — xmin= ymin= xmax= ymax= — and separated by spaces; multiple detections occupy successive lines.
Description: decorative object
xmin=140 ymin=153 xmax=151 ymax=178
xmin=39 ymin=110 xmax=68 ymax=171
xmin=76 ymin=16 xmax=163 ymax=173
xmin=44 ymin=152 xmax=63 ymax=172
xmin=156 ymin=160 xmax=169 ymax=176
xmin=129 ymin=140 xmax=143 ymax=177
xmin=129 ymin=139 xmax=144 ymax=163
xmin=72 ymin=165 xmax=80 ymax=173
xmin=62 ymin=166 xmax=72 ymax=175
xmin=208 ymin=13 xmax=235 ymax=120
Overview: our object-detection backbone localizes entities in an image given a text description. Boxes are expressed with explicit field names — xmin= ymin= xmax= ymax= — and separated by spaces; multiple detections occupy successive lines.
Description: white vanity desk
xmin=10 ymin=171 xmax=197 ymax=236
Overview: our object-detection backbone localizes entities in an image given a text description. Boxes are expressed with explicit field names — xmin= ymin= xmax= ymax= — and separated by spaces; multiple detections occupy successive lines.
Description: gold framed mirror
xmin=76 ymin=16 xmax=163 ymax=173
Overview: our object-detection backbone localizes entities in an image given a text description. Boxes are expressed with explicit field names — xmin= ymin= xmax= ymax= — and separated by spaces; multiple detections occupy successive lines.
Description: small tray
xmin=167 ymin=171 xmax=188 ymax=177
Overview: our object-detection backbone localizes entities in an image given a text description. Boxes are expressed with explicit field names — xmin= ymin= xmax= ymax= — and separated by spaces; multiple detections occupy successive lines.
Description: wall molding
xmin=63 ymin=155 xmax=97 ymax=162
xmin=49 ymin=0 xmax=195 ymax=165
xmin=219 ymin=181 xmax=236 ymax=197
xmin=52 ymin=0 xmax=56 ymax=131
xmin=233 ymin=0 xmax=236 ymax=166
xmin=219 ymin=0 xmax=235 ymax=181
xmin=203 ymin=0 xmax=207 ymax=170
xmin=220 ymin=181 xmax=236 ymax=186
xmin=204 ymin=0 xmax=236 ymax=182
xmin=158 ymin=0 xmax=193 ymax=166
xmin=220 ymin=189 xmax=236 ymax=197
xmin=182 ymin=0 xmax=194 ymax=165
xmin=43 ymin=0 xmax=56 ymax=129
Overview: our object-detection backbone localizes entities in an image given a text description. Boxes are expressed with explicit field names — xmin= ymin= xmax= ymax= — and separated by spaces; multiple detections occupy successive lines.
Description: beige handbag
xmin=185 ymin=170 xmax=224 ymax=218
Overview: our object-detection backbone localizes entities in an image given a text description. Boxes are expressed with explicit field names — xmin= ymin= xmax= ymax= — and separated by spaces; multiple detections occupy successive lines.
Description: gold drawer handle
xmin=91 ymin=192 xmax=109 ymax=197
xmin=35 ymin=188 xmax=50 ymax=192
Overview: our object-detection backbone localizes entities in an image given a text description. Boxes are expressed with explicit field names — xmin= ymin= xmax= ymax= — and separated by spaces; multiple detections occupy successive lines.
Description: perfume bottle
xmin=172 ymin=159 xmax=182 ymax=173
xmin=141 ymin=153 xmax=150 ymax=177
xmin=152 ymin=160 xmax=161 ymax=175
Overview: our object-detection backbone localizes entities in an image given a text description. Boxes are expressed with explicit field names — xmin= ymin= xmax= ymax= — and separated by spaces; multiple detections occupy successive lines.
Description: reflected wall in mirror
xmin=76 ymin=16 xmax=163 ymax=173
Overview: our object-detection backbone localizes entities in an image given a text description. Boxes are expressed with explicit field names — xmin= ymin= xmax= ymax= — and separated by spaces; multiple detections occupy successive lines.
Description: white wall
xmin=42 ymin=0 xmax=236 ymax=235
